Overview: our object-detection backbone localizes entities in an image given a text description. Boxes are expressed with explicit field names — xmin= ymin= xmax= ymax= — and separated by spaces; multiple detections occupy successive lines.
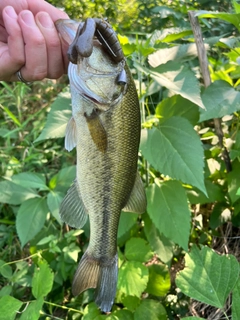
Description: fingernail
xmin=4 ymin=6 xmax=17 ymax=19
xmin=37 ymin=12 xmax=54 ymax=29
xmin=20 ymin=11 xmax=35 ymax=27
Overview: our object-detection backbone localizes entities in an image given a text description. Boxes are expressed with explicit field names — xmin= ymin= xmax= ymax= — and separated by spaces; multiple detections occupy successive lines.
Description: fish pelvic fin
xmin=72 ymin=251 xmax=118 ymax=313
xmin=122 ymin=171 xmax=147 ymax=214
xmin=59 ymin=179 xmax=88 ymax=229
xmin=65 ymin=116 xmax=77 ymax=152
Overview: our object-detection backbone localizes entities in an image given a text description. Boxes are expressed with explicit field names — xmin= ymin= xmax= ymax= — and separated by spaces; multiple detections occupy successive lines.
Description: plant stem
xmin=43 ymin=300 xmax=84 ymax=314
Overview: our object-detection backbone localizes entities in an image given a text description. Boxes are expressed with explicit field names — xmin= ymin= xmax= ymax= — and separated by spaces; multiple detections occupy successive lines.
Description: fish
xmin=55 ymin=18 xmax=147 ymax=313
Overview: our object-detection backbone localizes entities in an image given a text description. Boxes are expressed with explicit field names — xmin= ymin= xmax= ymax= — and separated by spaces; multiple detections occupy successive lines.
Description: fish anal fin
xmin=65 ymin=116 xmax=77 ymax=152
xmin=122 ymin=172 xmax=147 ymax=214
xmin=72 ymin=251 xmax=118 ymax=313
xmin=84 ymin=111 xmax=107 ymax=153
xmin=59 ymin=179 xmax=88 ymax=229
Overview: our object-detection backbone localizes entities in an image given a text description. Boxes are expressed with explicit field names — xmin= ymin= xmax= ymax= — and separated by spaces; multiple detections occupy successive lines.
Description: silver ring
xmin=16 ymin=70 xmax=32 ymax=85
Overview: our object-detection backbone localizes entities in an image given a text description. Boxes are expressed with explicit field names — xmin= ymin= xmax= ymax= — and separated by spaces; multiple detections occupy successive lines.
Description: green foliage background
xmin=1 ymin=0 xmax=240 ymax=319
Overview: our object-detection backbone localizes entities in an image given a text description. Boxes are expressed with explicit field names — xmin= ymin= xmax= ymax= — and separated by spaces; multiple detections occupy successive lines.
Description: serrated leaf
xmin=146 ymin=180 xmax=191 ymax=250
xmin=0 ymin=180 xmax=39 ymax=205
xmin=118 ymin=261 xmax=148 ymax=297
xmin=32 ymin=261 xmax=54 ymax=298
xmin=232 ymin=278 xmax=240 ymax=320
xmin=47 ymin=191 xmax=64 ymax=223
xmin=134 ymin=299 xmax=167 ymax=320
xmin=176 ymin=245 xmax=240 ymax=308
xmin=144 ymin=213 xmax=173 ymax=264
xmin=122 ymin=296 xmax=140 ymax=312
xmin=0 ymin=295 xmax=23 ymax=320
xmin=16 ymin=198 xmax=49 ymax=247
xmin=155 ymin=95 xmax=199 ymax=125
xmin=35 ymin=91 xmax=71 ymax=142
xmin=141 ymin=117 xmax=206 ymax=194
xmin=146 ymin=264 xmax=171 ymax=297
xmin=135 ymin=61 xmax=205 ymax=109
xmin=125 ymin=238 xmax=153 ymax=262
xmin=200 ymin=81 xmax=240 ymax=122
xmin=12 ymin=172 xmax=48 ymax=190
xmin=19 ymin=298 xmax=44 ymax=320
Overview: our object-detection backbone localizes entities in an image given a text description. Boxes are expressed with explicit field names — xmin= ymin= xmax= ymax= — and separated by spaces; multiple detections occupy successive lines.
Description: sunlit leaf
xmin=16 ymin=198 xmax=49 ymax=247
xmin=118 ymin=261 xmax=148 ymax=297
xmin=146 ymin=264 xmax=171 ymax=297
xmin=176 ymin=245 xmax=240 ymax=308
xmin=146 ymin=180 xmax=191 ymax=250
xmin=196 ymin=11 xmax=240 ymax=31
xmin=140 ymin=117 xmax=206 ymax=194
xmin=0 ymin=295 xmax=22 ymax=320
xmin=19 ymin=298 xmax=44 ymax=320
xmin=125 ymin=238 xmax=153 ymax=262
xmin=32 ymin=261 xmax=54 ymax=298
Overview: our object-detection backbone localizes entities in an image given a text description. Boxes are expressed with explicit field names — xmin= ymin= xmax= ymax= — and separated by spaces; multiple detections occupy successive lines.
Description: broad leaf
xmin=146 ymin=264 xmax=171 ymax=297
xmin=146 ymin=180 xmax=191 ymax=250
xmin=35 ymin=91 xmax=71 ymax=142
xmin=122 ymin=296 xmax=140 ymax=312
xmin=47 ymin=191 xmax=64 ymax=223
xmin=200 ymin=80 xmax=240 ymax=122
xmin=32 ymin=261 xmax=54 ymax=298
xmin=82 ymin=302 xmax=101 ymax=320
xmin=107 ymin=310 xmax=134 ymax=320
xmin=0 ymin=295 xmax=22 ymax=320
xmin=16 ymin=198 xmax=49 ymax=247
xmin=50 ymin=165 xmax=76 ymax=192
xmin=12 ymin=172 xmax=48 ymax=190
xmin=134 ymin=299 xmax=167 ymax=320
xmin=141 ymin=117 xmax=206 ymax=194
xmin=135 ymin=61 xmax=205 ymax=109
xmin=117 ymin=211 xmax=138 ymax=246
xmin=196 ymin=11 xmax=240 ymax=31
xmin=155 ymin=95 xmax=199 ymax=125
xmin=176 ymin=245 xmax=240 ymax=308
xmin=118 ymin=261 xmax=148 ymax=297
xmin=19 ymin=298 xmax=44 ymax=320
xmin=125 ymin=238 xmax=153 ymax=263
xmin=144 ymin=213 xmax=173 ymax=265
xmin=182 ymin=318 xmax=205 ymax=320
xmin=0 ymin=180 xmax=39 ymax=205
xmin=232 ymin=278 xmax=240 ymax=320
xmin=0 ymin=260 xmax=12 ymax=279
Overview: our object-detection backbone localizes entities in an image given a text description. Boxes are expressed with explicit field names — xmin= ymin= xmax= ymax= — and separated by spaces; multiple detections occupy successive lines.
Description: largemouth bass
xmin=56 ymin=18 xmax=147 ymax=313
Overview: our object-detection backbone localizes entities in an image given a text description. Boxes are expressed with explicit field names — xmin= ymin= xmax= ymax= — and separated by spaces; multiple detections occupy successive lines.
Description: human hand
xmin=0 ymin=0 xmax=69 ymax=82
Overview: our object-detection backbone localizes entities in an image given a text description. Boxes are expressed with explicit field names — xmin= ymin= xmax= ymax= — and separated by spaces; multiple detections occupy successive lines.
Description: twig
xmin=188 ymin=11 xmax=232 ymax=173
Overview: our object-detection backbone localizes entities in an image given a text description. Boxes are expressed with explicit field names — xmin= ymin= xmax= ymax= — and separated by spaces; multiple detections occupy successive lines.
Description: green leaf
xmin=16 ymin=198 xmax=49 ymax=247
xmin=0 ymin=285 xmax=12 ymax=297
xmin=232 ymin=278 xmax=240 ymax=320
xmin=122 ymin=295 xmax=140 ymax=312
xmin=146 ymin=180 xmax=191 ymax=250
xmin=196 ymin=11 xmax=240 ymax=31
xmin=12 ymin=172 xmax=48 ymax=190
xmin=187 ymin=180 xmax=224 ymax=205
xmin=0 ymin=260 xmax=12 ymax=279
xmin=232 ymin=0 xmax=240 ymax=14
xmin=19 ymin=298 xmax=44 ymax=320
xmin=47 ymin=191 xmax=64 ymax=223
xmin=176 ymin=245 xmax=240 ymax=308
xmin=146 ymin=264 xmax=171 ymax=297
xmin=35 ymin=91 xmax=71 ymax=142
xmin=125 ymin=238 xmax=153 ymax=262
xmin=182 ymin=318 xmax=205 ymax=320
xmin=155 ymin=95 xmax=199 ymax=125
xmin=50 ymin=165 xmax=76 ymax=192
xmin=32 ymin=261 xmax=54 ymax=298
xmin=144 ymin=213 xmax=173 ymax=265
xmin=134 ymin=299 xmax=167 ymax=320
xmin=82 ymin=302 xmax=101 ymax=320
xmin=0 ymin=180 xmax=39 ymax=205
xmin=141 ymin=117 xmax=206 ymax=194
xmin=117 ymin=211 xmax=138 ymax=246
xmin=107 ymin=310 xmax=134 ymax=320
xmin=227 ymin=161 xmax=240 ymax=204
xmin=118 ymin=261 xmax=148 ymax=297
xmin=135 ymin=61 xmax=205 ymax=109
xmin=200 ymin=81 xmax=240 ymax=122
xmin=0 ymin=295 xmax=23 ymax=320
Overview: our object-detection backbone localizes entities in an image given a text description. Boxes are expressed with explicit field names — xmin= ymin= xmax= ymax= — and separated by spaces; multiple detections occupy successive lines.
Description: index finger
xmin=27 ymin=0 xmax=69 ymax=21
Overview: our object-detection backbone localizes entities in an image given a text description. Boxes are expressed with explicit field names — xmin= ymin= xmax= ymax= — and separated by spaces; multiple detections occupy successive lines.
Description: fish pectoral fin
xmin=65 ymin=116 xmax=77 ymax=151
xmin=60 ymin=179 xmax=88 ymax=229
xmin=122 ymin=172 xmax=147 ymax=214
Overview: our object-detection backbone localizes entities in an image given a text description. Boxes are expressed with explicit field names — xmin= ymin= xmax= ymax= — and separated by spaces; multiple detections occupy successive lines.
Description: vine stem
xmin=43 ymin=301 xmax=84 ymax=314
xmin=188 ymin=11 xmax=232 ymax=173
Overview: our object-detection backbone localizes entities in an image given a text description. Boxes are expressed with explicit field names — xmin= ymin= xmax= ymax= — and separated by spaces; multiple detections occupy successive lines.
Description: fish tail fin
xmin=72 ymin=250 xmax=118 ymax=313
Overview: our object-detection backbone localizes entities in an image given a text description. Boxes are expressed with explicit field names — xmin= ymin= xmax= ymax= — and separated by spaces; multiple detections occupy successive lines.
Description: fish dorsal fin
xmin=122 ymin=172 xmax=147 ymax=214
xmin=60 ymin=179 xmax=88 ymax=229
xmin=65 ymin=116 xmax=77 ymax=151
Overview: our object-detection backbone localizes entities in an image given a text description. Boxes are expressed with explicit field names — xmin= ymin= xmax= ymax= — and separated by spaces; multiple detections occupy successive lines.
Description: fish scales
xmin=56 ymin=18 xmax=147 ymax=313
